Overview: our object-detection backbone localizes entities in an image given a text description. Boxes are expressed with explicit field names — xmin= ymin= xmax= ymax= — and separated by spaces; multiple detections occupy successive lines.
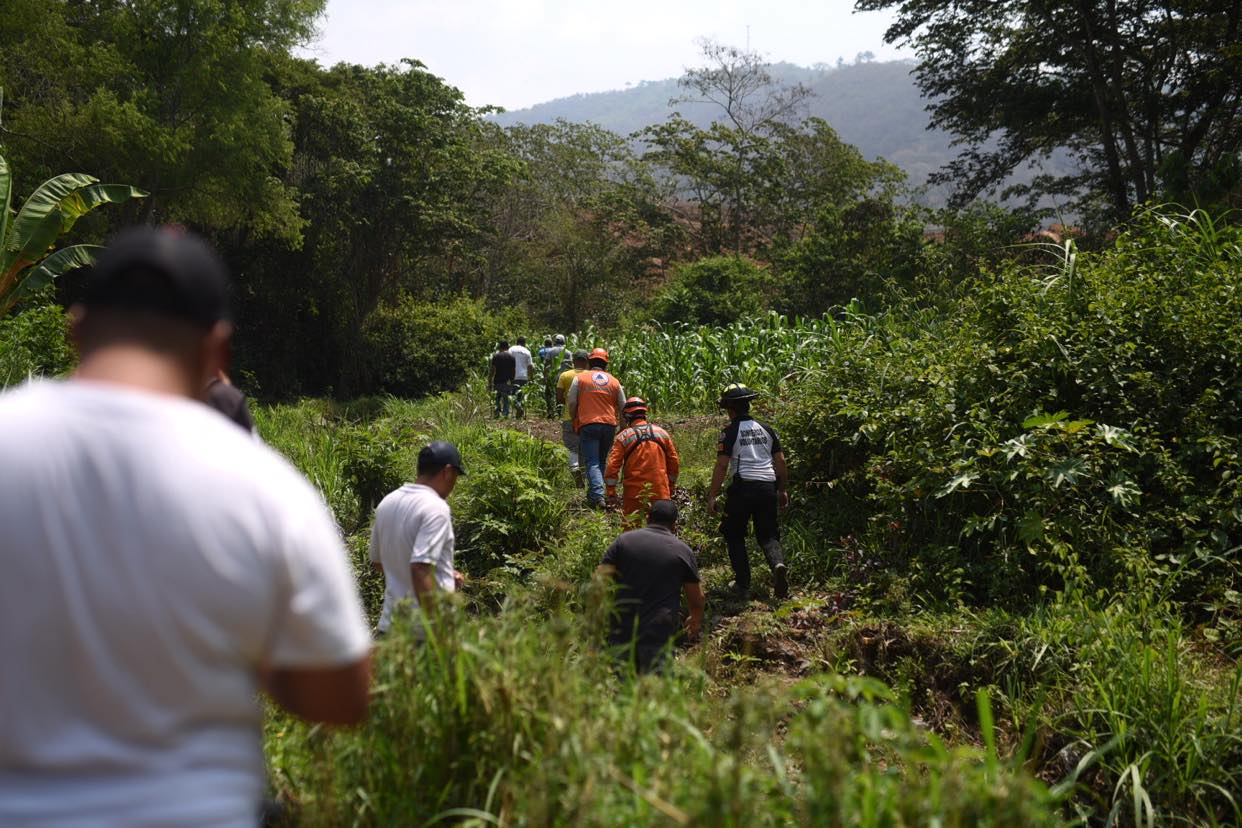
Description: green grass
xmin=265 ymin=597 xmax=1065 ymax=827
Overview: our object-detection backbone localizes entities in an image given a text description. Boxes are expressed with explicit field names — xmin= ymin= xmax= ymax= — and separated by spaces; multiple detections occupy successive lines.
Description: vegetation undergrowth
xmin=250 ymin=206 xmax=1241 ymax=826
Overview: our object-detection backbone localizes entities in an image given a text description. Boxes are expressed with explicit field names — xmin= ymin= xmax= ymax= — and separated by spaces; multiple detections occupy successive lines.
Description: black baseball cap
xmin=418 ymin=440 xmax=467 ymax=476
xmin=83 ymin=226 xmax=230 ymax=329
xmin=572 ymin=349 xmax=590 ymax=361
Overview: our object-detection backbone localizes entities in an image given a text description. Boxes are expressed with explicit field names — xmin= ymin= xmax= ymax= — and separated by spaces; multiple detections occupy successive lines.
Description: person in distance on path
xmin=557 ymin=349 xmax=590 ymax=488
xmin=597 ymin=500 xmax=705 ymax=674
xmin=370 ymin=441 xmax=467 ymax=642
xmin=566 ymin=347 xmax=626 ymax=508
xmin=508 ymin=336 xmax=534 ymax=419
xmin=605 ymin=397 xmax=681 ymax=529
xmin=538 ymin=334 xmax=566 ymax=418
xmin=489 ymin=339 xmax=517 ymax=418
xmin=707 ymin=384 xmax=791 ymax=601
xmin=0 ymin=226 xmax=372 ymax=827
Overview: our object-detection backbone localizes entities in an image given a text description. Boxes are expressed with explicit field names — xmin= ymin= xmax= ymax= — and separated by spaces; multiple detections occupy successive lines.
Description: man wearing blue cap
xmin=371 ymin=440 xmax=467 ymax=641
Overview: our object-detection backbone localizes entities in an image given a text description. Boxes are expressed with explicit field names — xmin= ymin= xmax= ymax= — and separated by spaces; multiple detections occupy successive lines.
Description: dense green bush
xmin=339 ymin=423 xmax=410 ymax=528
xmin=454 ymin=430 xmax=568 ymax=575
xmin=360 ymin=295 xmax=524 ymax=399
xmin=0 ymin=292 xmax=75 ymax=387
xmin=648 ymin=256 xmax=768 ymax=326
xmin=774 ymin=199 xmax=924 ymax=314
xmin=776 ymin=207 xmax=1242 ymax=611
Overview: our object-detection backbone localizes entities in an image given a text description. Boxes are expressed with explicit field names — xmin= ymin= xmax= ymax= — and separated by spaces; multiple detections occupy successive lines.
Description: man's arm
xmin=706 ymin=454 xmax=731 ymax=516
xmin=604 ymin=433 xmax=625 ymax=500
xmin=682 ymin=582 xmax=705 ymax=640
xmin=264 ymin=656 xmax=371 ymax=726
xmin=410 ymin=562 xmax=440 ymax=614
xmin=773 ymin=451 xmax=790 ymax=509
xmin=566 ymin=376 xmax=580 ymax=423
xmin=665 ymin=434 xmax=681 ymax=488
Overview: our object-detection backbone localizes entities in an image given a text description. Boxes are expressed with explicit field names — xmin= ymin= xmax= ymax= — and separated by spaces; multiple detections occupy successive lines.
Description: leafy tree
xmin=0 ymin=153 xmax=145 ymax=316
xmin=641 ymin=41 xmax=906 ymax=260
xmin=775 ymin=200 xmax=924 ymax=315
xmin=0 ymin=0 xmax=321 ymax=240
xmin=856 ymin=0 xmax=1242 ymax=223
xmin=360 ymin=295 xmax=512 ymax=399
xmin=225 ymin=57 xmax=519 ymax=396
xmin=641 ymin=40 xmax=814 ymax=255
xmin=649 ymin=256 xmax=768 ymax=325
xmin=485 ymin=120 xmax=680 ymax=330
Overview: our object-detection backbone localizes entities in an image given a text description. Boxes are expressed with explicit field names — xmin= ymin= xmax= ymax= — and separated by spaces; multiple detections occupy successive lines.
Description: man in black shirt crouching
xmin=597 ymin=500 xmax=705 ymax=673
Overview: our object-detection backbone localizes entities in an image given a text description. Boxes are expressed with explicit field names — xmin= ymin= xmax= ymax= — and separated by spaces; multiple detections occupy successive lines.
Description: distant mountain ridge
xmin=493 ymin=60 xmax=958 ymax=191
xmin=493 ymin=60 xmax=1073 ymax=205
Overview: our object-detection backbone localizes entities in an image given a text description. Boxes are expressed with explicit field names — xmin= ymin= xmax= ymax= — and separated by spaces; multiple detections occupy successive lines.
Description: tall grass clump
xmin=265 ymin=595 xmax=1063 ymax=826
xmin=988 ymin=595 xmax=1242 ymax=825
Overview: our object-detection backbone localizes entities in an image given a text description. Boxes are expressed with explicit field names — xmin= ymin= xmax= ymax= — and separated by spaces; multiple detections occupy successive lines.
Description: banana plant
xmin=0 ymin=153 xmax=147 ymax=316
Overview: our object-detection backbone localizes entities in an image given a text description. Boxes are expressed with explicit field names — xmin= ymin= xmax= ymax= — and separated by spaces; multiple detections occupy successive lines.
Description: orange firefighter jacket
xmin=605 ymin=419 xmax=680 ymax=500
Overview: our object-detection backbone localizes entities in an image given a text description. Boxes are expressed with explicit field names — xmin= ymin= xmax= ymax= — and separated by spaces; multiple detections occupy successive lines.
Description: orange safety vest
xmin=571 ymin=370 xmax=623 ymax=431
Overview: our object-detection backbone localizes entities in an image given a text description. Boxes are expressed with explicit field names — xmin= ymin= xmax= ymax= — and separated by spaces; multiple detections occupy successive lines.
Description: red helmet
xmin=623 ymin=396 xmax=648 ymax=420
xmin=588 ymin=347 xmax=610 ymax=363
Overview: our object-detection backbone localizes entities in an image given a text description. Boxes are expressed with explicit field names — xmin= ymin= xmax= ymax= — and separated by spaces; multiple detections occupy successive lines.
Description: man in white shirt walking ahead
xmin=371 ymin=441 xmax=467 ymax=640
xmin=509 ymin=336 xmax=535 ymax=419
xmin=0 ymin=227 xmax=373 ymax=828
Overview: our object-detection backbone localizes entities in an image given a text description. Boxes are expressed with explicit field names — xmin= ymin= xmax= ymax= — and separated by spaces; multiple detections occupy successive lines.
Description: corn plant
xmin=567 ymin=305 xmax=902 ymax=413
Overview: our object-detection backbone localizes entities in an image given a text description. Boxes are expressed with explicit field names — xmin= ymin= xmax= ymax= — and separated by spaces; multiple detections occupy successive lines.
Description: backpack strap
xmin=621 ymin=423 xmax=669 ymax=469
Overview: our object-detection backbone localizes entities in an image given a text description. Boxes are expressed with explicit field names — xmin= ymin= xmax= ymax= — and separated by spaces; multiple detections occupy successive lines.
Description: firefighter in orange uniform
xmin=605 ymin=397 xmax=681 ymax=527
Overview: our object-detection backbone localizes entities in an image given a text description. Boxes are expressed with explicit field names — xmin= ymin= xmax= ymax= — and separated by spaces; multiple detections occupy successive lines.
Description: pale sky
xmin=298 ymin=0 xmax=910 ymax=111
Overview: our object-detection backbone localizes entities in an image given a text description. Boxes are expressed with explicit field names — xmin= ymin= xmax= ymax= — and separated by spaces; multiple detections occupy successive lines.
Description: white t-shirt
xmin=369 ymin=483 xmax=456 ymax=634
xmin=509 ymin=345 xmax=534 ymax=381
xmin=0 ymin=380 xmax=371 ymax=827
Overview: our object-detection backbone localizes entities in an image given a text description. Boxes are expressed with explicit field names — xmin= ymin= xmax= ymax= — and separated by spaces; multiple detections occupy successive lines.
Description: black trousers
xmin=722 ymin=478 xmax=784 ymax=593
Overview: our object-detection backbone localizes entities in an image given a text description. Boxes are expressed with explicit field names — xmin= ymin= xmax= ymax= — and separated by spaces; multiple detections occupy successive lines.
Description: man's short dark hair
xmin=498 ymin=340 xmax=509 ymax=350
xmin=516 ymin=336 xmax=526 ymax=345
xmin=588 ymin=358 xmax=607 ymax=369
xmin=648 ymin=500 xmax=678 ymax=527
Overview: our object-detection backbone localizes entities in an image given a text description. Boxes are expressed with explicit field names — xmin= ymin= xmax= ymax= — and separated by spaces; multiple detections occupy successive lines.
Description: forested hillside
xmin=493 ymin=59 xmax=1070 ymax=197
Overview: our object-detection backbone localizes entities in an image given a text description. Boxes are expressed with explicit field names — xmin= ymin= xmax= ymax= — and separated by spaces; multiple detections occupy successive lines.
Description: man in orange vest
xmin=606 ymin=397 xmax=681 ymax=528
xmin=566 ymin=347 xmax=626 ymax=508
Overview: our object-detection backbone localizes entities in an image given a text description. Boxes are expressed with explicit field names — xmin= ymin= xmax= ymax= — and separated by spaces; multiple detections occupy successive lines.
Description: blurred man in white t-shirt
xmin=0 ymin=227 xmax=372 ymax=827
xmin=508 ymin=336 xmax=534 ymax=419
xmin=371 ymin=441 xmax=466 ymax=640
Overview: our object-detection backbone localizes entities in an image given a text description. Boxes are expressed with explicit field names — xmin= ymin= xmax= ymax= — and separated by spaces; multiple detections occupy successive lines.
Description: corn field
xmin=566 ymin=304 xmax=929 ymax=413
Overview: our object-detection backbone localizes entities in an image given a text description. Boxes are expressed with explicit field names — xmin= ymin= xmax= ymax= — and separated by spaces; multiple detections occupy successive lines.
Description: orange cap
xmin=589 ymin=347 xmax=610 ymax=363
